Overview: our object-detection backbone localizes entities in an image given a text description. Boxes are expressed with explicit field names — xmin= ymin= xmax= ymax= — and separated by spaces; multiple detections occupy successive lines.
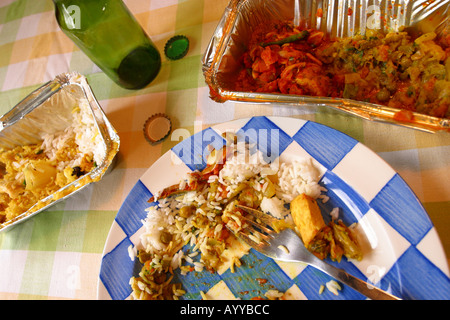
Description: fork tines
xmin=241 ymin=216 xmax=273 ymax=245
xmin=234 ymin=205 xmax=278 ymax=246
xmin=236 ymin=205 xmax=279 ymax=228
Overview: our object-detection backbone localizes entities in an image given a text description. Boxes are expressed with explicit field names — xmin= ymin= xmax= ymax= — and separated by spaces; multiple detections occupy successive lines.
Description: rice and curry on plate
xmin=128 ymin=133 xmax=363 ymax=300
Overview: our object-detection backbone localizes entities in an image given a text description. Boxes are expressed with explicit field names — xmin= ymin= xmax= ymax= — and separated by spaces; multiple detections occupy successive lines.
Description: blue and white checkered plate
xmin=97 ymin=116 xmax=450 ymax=300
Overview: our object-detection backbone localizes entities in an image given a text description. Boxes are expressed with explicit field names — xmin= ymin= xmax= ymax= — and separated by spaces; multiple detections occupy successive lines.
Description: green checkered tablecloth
xmin=0 ymin=0 xmax=449 ymax=300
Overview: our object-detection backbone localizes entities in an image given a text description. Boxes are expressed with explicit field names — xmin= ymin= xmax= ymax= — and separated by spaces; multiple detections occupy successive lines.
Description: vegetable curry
xmin=235 ymin=22 xmax=450 ymax=119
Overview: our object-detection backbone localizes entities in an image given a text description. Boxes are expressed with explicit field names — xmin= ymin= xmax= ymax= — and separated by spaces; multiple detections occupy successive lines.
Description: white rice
xmin=72 ymin=99 xmax=105 ymax=165
xmin=40 ymin=98 xmax=104 ymax=169
xmin=329 ymin=207 xmax=340 ymax=220
xmin=326 ymin=280 xmax=342 ymax=296
xmin=275 ymin=158 xmax=324 ymax=202
xmin=218 ymin=142 xmax=278 ymax=186
xmin=265 ymin=289 xmax=284 ymax=300
xmin=260 ymin=196 xmax=289 ymax=219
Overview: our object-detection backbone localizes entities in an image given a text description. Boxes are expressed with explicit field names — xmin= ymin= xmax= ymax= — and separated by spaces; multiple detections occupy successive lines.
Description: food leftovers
xmin=235 ymin=22 xmax=450 ymax=119
xmin=0 ymin=98 xmax=102 ymax=226
xmin=129 ymin=133 xmax=362 ymax=300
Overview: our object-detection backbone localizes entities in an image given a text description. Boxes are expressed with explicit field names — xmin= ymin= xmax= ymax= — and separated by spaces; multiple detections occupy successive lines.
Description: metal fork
xmin=231 ymin=205 xmax=401 ymax=300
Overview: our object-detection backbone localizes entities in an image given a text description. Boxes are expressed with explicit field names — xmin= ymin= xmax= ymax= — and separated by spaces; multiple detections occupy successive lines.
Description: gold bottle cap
xmin=143 ymin=113 xmax=172 ymax=145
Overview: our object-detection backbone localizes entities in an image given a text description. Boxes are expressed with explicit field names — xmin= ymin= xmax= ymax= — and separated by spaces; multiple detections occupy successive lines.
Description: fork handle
xmin=312 ymin=259 xmax=401 ymax=300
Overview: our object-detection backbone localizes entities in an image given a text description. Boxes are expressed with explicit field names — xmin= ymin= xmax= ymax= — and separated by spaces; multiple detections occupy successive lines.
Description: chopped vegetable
xmin=331 ymin=220 xmax=363 ymax=261
xmin=261 ymin=30 xmax=310 ymax=47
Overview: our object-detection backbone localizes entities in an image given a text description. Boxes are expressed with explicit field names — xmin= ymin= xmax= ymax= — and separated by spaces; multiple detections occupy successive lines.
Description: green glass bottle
xmin=53 ymin=0 xmax=161 ymax=89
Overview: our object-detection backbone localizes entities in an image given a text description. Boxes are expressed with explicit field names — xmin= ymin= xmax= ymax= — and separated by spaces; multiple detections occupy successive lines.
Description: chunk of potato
xmin=290 ymin=193 xmax=325 ymax=246
xmin=24 ymin=161 xmax=57 ymax=191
